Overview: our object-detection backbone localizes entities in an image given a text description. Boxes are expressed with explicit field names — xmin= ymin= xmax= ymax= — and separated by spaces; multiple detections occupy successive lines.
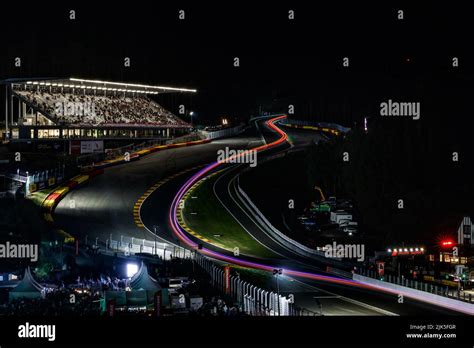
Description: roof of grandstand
xmin=3 ymin=77 xmax=197 ymax=94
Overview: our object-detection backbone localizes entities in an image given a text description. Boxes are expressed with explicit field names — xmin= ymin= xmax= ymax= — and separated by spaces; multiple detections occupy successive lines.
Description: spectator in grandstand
xmin=15 ymin=88 xmax=190 ymax=128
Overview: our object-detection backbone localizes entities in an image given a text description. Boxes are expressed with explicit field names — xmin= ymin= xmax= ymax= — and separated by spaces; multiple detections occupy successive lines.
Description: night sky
xmin=1 ymin=2 xmax=473 ymax=131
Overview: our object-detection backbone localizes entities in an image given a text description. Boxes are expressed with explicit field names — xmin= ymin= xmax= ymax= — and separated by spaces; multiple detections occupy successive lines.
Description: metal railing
xmin=80 ymin=233 xmax=192 ymax=260
xmin=193 ymin=253 xmax=318 ymax=316
xmin=358 ymin=268 xmax=474 ymax=303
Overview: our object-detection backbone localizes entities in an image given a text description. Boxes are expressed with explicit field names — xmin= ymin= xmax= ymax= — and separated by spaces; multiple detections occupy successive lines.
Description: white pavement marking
xmin=212 ymin=166 xmax=286 ymax=259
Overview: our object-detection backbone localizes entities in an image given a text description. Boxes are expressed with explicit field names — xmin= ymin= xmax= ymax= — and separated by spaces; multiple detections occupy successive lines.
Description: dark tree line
xmin=305 ymin=117 xmax=473 ymax=248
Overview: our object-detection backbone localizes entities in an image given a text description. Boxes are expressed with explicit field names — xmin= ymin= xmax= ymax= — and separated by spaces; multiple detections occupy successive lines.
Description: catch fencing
xmin=193 ymin=253 xmax=319 ymax=316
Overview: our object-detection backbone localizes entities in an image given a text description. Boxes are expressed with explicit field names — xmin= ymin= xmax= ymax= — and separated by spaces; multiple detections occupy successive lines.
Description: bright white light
xmin=189 ymin=111 xmax=194 ymax=116
xmin=70 ymin=77 xmax=197 ymax=93
xmin=415 ymin=248 xmax=419 ymax=251
xmin=387 ymin=249 xmax=392 ymax=253
xmin=404 ymin=248 xmax=408 ymax=252
xmin=409 ymin=248 xmax=413 ymax=252
xmin=126 ymin=263 xmax=139 ymax=278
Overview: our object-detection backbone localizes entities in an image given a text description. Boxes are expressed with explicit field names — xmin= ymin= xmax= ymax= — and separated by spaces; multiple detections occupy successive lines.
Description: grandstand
xmin=2 ymin=78 xmax=196 ymax=143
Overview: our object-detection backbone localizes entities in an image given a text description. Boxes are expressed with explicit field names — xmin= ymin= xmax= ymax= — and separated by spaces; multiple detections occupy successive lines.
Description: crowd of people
xmin=190 ymin=296 xmax=245 ymax=317
xmin=0 ymin=289 xmax=102 ymax=317
xmin=65 ymin=275 xmax=130 ymax=292
xmin=16 ymin=89 xmax=190 ymax=128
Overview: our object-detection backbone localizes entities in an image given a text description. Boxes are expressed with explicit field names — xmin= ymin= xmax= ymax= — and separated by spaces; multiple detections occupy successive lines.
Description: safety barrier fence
xmin=279 ymin=118 xmax=351 ymax=134
xmin=358 ymin=268 xmax=474 ymax=304
xmin=193 ymin=253 xmax=319 ymax=316
xmin=200 ymin=124 xmax=245 ymax=140
xmin=79 ymin=233 xmax=192 ymax=261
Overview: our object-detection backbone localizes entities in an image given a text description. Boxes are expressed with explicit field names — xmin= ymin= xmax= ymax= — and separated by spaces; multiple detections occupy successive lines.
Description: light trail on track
xmin=167 ymin=115 xmax=473 ymax=315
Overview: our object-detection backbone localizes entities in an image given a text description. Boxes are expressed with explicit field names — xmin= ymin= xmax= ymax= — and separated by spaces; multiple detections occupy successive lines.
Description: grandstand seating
xmin=15 ymin=89 xmax=189 ymax=128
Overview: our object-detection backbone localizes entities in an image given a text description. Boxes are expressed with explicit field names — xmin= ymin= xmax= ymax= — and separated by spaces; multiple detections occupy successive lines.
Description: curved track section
xmin=168 ymin=115 xmax=472 ymax=315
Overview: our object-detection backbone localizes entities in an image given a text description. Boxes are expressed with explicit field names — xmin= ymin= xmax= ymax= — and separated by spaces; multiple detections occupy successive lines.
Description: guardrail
xmin=200 ymin=124 xmax=245 ymax=140
xmin=237 ymin=180 xmax=326 ymax=258
xmin=80 ymin=233 xmax=192 ymax=260
xmin=233 ymin=175 xmax=348 ymax=265
xmin=358 ymin=268 xmax=474 ymax=304
xmin=280 ymin=118 xmax=351 ymax=134
xmin=353 ymin=273 xmax=474 ymax=314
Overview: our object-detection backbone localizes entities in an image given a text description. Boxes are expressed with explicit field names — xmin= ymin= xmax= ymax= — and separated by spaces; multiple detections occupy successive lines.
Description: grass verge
xmin=182 ymin=173 xmax=278 ymax=259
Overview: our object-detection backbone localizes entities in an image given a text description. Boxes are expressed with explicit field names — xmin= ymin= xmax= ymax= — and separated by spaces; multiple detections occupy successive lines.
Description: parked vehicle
xmin=330 ymin=210 xmax=352 ymax=224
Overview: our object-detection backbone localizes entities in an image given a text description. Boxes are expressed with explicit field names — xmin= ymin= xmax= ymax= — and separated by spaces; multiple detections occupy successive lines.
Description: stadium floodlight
xmin=32 ymin=82 xmax=39 ymax=85
xmin=126 ymin=263 xmax=139 ymax=278
xmin=45 ymin=82 xmax=51 ymax=86
xmin=57 ymin=84 xmax=63 ymax=87
xmin=70 ymin=77 xmax=197 ymax=93
xmin=26 ymin=81 xmax=33 ymax=84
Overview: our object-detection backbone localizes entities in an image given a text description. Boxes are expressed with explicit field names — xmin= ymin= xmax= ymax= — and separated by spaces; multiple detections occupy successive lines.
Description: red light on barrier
xmin=441 ymin=240 xmax=455 ymax=248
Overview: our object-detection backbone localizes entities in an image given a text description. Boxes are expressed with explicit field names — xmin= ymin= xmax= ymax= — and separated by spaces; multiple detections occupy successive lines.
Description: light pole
xmin=273 ymin=268 xmax=282 ymax=316
xmin=153 ymin=225 xmax=158 ymax=256
xmin=313 ymin=297 xmax=323 ymax=316
xmin=189 ymin=111 xmax=194 ymax=128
